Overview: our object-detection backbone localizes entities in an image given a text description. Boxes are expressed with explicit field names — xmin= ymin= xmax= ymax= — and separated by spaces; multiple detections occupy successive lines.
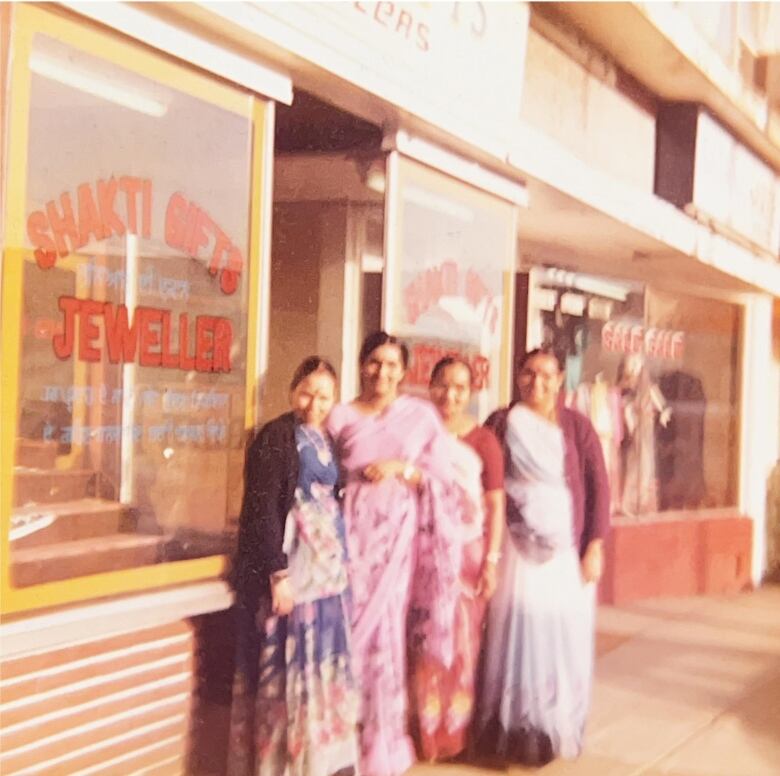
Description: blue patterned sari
xmin=229 ymin=425 xmax=359 ymax=776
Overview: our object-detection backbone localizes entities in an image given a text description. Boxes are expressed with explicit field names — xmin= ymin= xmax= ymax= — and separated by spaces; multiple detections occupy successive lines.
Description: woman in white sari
xmin=473 ymin=348 xmax=610 ymax=766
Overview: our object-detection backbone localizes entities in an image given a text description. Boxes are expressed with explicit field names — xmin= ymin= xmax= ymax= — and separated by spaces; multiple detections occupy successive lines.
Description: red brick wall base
xmin=600 ymin=515 xmax=753 ymax=605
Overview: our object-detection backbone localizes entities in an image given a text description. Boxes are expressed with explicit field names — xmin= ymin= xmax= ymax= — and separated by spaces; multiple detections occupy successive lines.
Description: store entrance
xmin=264 ymin=91 xmax=386 ymax=418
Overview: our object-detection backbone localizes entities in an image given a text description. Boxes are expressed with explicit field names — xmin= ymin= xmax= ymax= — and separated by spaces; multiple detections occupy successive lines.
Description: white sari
xmin=475 ymin=405 xmax=596 ymax=764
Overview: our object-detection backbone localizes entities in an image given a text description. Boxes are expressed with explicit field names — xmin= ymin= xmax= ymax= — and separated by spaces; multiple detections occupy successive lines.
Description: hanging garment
xmin=656 ymin=371 xmax=707 ymax=510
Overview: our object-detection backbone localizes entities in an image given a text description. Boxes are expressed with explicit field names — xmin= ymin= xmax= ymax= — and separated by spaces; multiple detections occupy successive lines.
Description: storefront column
xmin=740 ymin=294 xmax=776 ymax=584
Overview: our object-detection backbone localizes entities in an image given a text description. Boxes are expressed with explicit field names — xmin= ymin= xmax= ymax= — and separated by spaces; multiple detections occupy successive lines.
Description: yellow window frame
xmin=1 ymin=4 xmax=268 ymax=615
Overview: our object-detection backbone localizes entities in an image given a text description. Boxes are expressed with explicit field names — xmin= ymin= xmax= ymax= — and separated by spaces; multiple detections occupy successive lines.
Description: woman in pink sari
xmin=408 ymin=357 xmax=505 ymax=760
xmin=327 ymin=332 xmax=464 ymax=776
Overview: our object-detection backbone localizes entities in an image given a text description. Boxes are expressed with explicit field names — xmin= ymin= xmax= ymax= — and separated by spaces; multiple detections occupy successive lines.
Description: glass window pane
xmin=646 ymin=289 xmax=741 ymax=511
xmin=11 ymin=33 xmax=253 ymax=587
xmin=390 ymin=158 xmax=516 ymax=419
xmin=529 ymin=268 xmax=740 ymax=519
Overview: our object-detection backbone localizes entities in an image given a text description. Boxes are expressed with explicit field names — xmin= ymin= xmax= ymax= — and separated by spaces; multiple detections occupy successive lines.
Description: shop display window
xmin=529 ymin=267 xmax=741 ymax=519
xmin=2 ymin=9 xmax=262 ymax=607
xmin=388 ymin=157 xmax=516 ymax=418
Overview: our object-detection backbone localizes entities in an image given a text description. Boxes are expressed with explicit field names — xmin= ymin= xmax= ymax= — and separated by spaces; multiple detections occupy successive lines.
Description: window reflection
xmin=12 ymin=34 xmax=253 ymax=586
xmin=531 ymin=268 xmax=740 ymax=519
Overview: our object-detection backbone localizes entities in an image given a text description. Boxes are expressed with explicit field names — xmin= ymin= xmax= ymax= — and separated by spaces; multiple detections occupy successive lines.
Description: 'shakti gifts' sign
xmin=26 ymin=176 xmax=244 ymax=373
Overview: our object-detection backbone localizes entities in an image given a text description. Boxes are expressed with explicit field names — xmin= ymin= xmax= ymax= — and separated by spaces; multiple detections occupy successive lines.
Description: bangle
xmin=402 ymin=463 xmax=415 ymax=482
xmin=485 ymin=551 xmax=502 ymax=565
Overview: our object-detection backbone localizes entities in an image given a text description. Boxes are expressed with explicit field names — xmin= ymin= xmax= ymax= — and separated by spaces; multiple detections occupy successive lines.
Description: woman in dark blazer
xmin=472 ymin=347 xmax=610 ymax=767
xmin=228 ymin=357 xmax=359 ymax=776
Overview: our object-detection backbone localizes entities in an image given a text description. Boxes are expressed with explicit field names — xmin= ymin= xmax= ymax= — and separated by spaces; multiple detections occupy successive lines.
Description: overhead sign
xmin=657 ymin=104 xmax=780 ymax=255
xmin=694 ymin=111 xmax=780 ymax=254
xmin=202 ymin=1 xmax=530 ymax=159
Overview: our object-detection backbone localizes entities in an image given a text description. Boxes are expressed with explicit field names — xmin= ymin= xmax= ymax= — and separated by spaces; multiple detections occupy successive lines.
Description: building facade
xmin=1 ymin=2 xmax=779 ymax=772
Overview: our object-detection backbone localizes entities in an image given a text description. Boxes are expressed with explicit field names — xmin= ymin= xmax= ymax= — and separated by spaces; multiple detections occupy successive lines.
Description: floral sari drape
xmin=228 ymin=427 xmax=359 ymax=776
xmin=327 ymin=396 xmax=463 ymax=776
xmin=409 ymin=432 xmax=487 ymax=760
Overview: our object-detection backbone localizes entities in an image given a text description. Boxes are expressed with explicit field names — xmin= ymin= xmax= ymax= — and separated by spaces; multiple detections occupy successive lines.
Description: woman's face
xmin=516 ymin=353 xmax=564 ymax=410
xmin=430 ymin=362 xmax=472 ymax=422
xmin=290 ymin=371 xmax=336 ymax=428
xmin=361 ymin=344 xmax=406 ymax=398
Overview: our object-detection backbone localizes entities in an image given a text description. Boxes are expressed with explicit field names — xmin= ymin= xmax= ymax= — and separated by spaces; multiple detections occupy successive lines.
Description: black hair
xmin=289 ymin=356 xmax=337 ymax=392
xmin=429 ymin=356 xmax=474 ymax=388
xmin=358 ymin=331 xmax=410 ymax=369
xmin=516 ymin=347 xmax=565 ymax=374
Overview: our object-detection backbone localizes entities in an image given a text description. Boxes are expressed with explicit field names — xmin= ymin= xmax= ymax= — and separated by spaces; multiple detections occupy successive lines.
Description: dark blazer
xmin=485 ymin=404 xmax=611 ymax=557
xmin=230 ymin=412 xmax=299 ymax=614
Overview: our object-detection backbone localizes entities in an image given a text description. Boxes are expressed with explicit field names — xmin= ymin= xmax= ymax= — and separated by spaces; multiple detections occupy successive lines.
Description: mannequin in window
xmin=564 ymin=324 xmax=587 ymax=397
xmin=617 ymin=353 xmax=670 ymax=517
xmin=572 ymin=371 xmax=623 ymax=516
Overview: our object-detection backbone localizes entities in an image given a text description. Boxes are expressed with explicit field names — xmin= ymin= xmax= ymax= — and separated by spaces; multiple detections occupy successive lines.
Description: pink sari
xmin=327 ymin=396 xmax=463 ymax=776
xmin=409 ymin=433 xmax=487 ymax=760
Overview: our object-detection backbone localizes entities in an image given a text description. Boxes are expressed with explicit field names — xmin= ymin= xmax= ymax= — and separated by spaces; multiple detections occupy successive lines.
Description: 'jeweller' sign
xmin=26 ymin=176 xmax=244 ymax=373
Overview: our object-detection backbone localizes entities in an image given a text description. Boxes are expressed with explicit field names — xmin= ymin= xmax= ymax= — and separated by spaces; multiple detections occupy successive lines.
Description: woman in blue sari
xmin=229 ymin=357 xmax=359 ymax=776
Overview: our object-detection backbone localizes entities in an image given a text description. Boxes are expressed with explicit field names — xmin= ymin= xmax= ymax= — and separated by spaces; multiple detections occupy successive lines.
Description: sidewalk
xmin=410 ymin=585 xmax=780 ymax=776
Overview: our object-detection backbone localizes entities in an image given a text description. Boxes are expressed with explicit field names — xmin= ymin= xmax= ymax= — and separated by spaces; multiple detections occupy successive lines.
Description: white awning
xmin=511 ymin=122 xmax=780 ymax=298
xmin=64 ymin=2 xmax=293 ymax=105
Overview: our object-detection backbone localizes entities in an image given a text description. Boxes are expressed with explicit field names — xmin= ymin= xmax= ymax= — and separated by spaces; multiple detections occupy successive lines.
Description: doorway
xmin=264 ymin=90 xmax=386 ymax=417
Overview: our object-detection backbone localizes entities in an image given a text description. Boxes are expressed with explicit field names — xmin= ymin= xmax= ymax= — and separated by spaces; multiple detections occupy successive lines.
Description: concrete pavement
xmin=409 ymin=585 xmax=780 ymax=776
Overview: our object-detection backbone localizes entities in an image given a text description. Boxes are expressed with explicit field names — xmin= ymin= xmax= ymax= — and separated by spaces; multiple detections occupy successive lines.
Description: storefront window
xmin=646 ymin=288 xmax=741 ymax=511
xmin=388 ymin=157 xmax=516 ymax=418
xmin=529 ymin=267 xmax=741 ymax=519
xmin=9 ymin=32 xmax=254 ymax=587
